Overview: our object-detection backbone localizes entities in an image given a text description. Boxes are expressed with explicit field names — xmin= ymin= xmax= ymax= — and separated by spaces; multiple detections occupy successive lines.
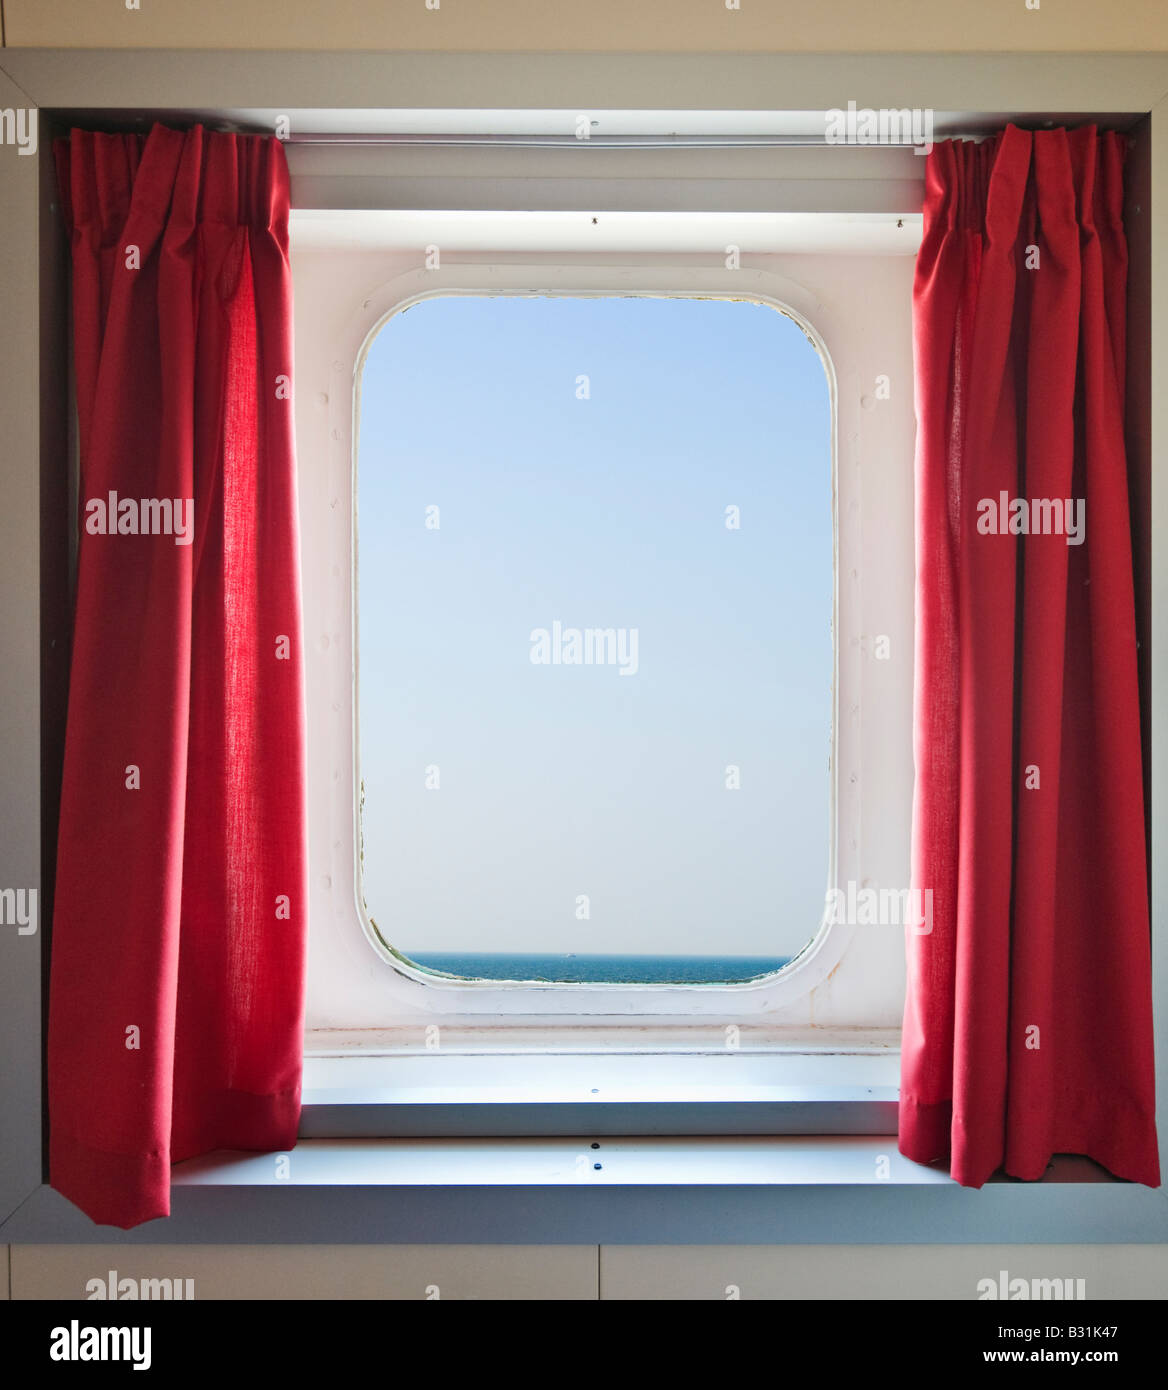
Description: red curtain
xmin=901 ymin=124 xmax=1159 ymax=1186
xmin=49 ymin=126 xmax=308 ymax=1227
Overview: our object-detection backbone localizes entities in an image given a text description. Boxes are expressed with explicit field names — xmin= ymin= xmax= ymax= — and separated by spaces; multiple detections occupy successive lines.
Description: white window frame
xmin=294 ymin=232 xmax=917 ymax=1047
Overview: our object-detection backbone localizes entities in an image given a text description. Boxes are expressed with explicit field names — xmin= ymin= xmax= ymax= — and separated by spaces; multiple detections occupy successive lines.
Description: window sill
xmin=7 ymin=1049 xmax=1160 ymax=1245
xmin=299 ymin=1048 xmax=901 ymax=1137
xmin=7 ymin=1138 xmax=1162 ymax=1247
xmin=179 ymin=1135 xmax=940 ymax=1187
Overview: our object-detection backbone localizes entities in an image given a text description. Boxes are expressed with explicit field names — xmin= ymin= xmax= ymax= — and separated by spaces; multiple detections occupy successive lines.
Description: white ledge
xmin=173 ymin=1136 xmax=950 ymax=1187
xmin=301 ymin=1047 xmax=901 ymax=1102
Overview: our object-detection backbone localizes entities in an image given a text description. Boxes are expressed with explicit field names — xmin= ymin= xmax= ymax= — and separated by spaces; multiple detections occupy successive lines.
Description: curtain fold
xmin=901 ymin=124 xmax=1159 ymax=1186
xmin=49 ymin=125 xmax=308 ymax=1228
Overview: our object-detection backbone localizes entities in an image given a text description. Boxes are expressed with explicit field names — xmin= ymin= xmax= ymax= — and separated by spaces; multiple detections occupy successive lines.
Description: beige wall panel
xmin=6 ymin=0 xmax=1168 ymax=53
xmin=15 ymin=1243 xmax=1166 ymax=1300
xmin=600 ymin=1245 xmax=1168 ymax=1299
xmin=11 ymin=1244 xmax=598 ymax=1300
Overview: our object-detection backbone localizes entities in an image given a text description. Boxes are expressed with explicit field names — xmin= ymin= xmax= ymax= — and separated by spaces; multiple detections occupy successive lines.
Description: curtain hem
xmin=51 ymin=1086 xmax=301 ymax=1229
xmin=899 ymin=1092 xmax=1162 ymax=1188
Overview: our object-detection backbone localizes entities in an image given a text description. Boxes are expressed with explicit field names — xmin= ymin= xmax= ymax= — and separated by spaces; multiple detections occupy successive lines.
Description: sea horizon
xmin=406 ymin=952 xmax=793 ymax=984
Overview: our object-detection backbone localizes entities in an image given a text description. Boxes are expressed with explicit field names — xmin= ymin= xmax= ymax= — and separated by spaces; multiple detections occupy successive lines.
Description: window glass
xmin=356 ymin=295 xmax=831 ymax=984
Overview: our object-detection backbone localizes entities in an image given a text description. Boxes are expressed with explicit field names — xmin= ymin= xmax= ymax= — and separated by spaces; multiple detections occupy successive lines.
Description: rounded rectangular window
xmin=355 ymin=294 xmax=832 ymax=984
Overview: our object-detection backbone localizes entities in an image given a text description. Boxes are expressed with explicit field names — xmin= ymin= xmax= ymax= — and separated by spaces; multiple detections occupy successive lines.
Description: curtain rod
xmin=278 ymin=133 xmax=955 ymax=148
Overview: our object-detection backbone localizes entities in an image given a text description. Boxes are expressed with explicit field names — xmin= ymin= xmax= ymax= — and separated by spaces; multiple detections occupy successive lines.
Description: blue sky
xmin=357 ymin=293 xmax=832 ymax=962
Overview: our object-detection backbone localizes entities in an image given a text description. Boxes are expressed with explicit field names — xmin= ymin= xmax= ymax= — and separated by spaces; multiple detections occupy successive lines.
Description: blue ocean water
xmin=407 ymin=953 xmax=792 ymax=984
